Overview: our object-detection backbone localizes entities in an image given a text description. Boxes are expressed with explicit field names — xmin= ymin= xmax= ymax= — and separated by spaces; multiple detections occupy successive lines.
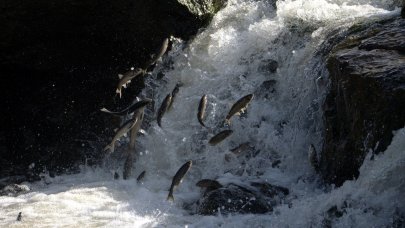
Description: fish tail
xmin=116 ymin=88 xmax=122 ymax=98
xmin=100 ymin=108 xmax=112 ymax=113
xmin=198 ymin=119 xmax=206 ymax=127
xmin=167 ymin=191 xmax=174 ymax=201
xmin=104 ymin=143 xmax=115 ymax=153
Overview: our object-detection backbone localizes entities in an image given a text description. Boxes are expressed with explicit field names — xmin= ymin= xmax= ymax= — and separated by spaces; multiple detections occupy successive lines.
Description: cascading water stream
xmin=1 ymin=0 xmax=403 ymax=227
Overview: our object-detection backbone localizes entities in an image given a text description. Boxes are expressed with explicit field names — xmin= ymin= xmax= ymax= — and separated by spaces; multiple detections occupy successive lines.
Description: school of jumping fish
xmin=100 ymin=37 xmax=319 ymax=202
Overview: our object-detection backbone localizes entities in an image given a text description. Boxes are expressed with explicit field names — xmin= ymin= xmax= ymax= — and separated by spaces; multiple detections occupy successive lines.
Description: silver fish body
xmin=168 ymin=82 xmax=183 ymax=111
xmin=209 ymin=130 xmax=233 ymax=146
xmin=104 ymin=118 xmax=137 ymax=153
xmin=225 ymin=94 xmax=254 ymax=124
xmin=129 ymin=107 xmax=145 ymax=150
xmin=148 ymin=38 xmax=169 ymax=67
xmin=116 ymin=68 xmax=145 ymax=98
xmin=167 ymin=160 xmax=192 ymax=201
xmin=197 ymin=95 xmax=207 ymax=127
xmin=157 ymin=94 xmax=172 ymax=127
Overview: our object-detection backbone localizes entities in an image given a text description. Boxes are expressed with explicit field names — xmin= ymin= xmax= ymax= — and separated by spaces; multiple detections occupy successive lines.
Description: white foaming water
xmin=1 ymin=1 xmax=403 ymax=227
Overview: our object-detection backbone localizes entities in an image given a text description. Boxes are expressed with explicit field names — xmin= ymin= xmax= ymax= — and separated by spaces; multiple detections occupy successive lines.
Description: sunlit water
xmin=1 ymin=0 xmax=403 ymax=227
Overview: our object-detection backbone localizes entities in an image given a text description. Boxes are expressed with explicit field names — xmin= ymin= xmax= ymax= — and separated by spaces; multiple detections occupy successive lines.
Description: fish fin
xmin=139 ymin=129 xmax=147 ymax=135
xmin=104 ymin=143 xmax=115 ymax=153
xmin=167 ymin=192 xmax=174 ymax=201
xmin=224 ymin=119 xmax=231 ymax=127
xmin=100 ymin=108 xmax=111 ymax=113
xmin=116 ymin=88 xmax=122 ymax=98
xmin=123 ymin=133 xmax=127 ymax=137
xmin=235 ymin=112 xmax=241 ymax=116
xmin=198 ymin=119 xmax=206 ymax=127
xmin=118 ymin=74 xmax=123 ymax=79
xmin=123 ymin=84 xmax=127 ymax=88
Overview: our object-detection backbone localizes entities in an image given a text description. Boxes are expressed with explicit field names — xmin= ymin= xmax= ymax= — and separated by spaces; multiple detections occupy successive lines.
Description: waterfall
xmin=1 ymin=0 xmax=402 ymax=227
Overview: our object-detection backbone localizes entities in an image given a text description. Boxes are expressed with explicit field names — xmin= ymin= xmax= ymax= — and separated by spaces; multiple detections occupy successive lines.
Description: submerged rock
xmin=254 ymin=80 xmax=277 ymax=99
xmin=321 ymin=18 xmax=405 ymax=186
xmin=197 ymin=182 xmax=289 ymax=215
xmin=197 ymin=184 xmax=271 ymax=215
xmin=402 ymin=6 xmax=405 ymax=19
xmin=258 ymin=59 xmax=279 ymax=74
xmin=0 ymin=184 xmax=30 ymax=196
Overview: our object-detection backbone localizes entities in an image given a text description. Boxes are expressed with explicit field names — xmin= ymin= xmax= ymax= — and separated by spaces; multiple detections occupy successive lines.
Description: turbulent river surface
xmin=1 ymin=0 xmax=404 ymax=227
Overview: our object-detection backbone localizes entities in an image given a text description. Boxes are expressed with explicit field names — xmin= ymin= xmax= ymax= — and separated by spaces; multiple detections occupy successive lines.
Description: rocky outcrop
xmin=197 ymin=182 xmax=288 ymax=215
xmin=321 ymin=18 xmax=405 ymax=186
xmin=402 ymin=6 xmax=405 ymax=19
xmin=0 ymin=0 xmax=227 ymax=181
xmin=0 ymin=184 xmax=30 ymax=197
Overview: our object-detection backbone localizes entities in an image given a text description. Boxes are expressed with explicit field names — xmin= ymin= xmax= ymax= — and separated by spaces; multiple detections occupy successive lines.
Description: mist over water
xmin=1 ymin=0 xmax=403 ymax=227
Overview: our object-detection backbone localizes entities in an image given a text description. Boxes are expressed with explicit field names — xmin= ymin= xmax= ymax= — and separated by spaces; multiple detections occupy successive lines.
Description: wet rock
xmin=250 ymin=182 xmax=289 ymax=198
xmin=402 ymin=7 xmax=405 ymax=19
xmin=0 ymin=0 xmax=228 ymax=179
xmin=0 ymin=184 xmax=30 ymax=196
xmin=197 ymin=184 xmax=272 ymax=215
xmin=321 ymin=18 xmax=405 ymax=186
xmin=254 ymin=80 xmax=277 ymax=99
xmin=258 ymin=59 xmax=278 ymax=74
xmin=358 ymin=22 xmax=405 ymax=51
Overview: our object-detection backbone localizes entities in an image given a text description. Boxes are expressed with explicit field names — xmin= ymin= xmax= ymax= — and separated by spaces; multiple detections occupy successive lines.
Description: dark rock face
xmin=258 ymin=59 xmax=278 ymax=74
xmin=197 ymin=182 xmax=289 ymax=215
xmin=0 ymin=0 xmax=227 ymax=180
xmin=0 ymin=184 xmax=30 ymax=197
xmin=197 ymin=184 xmax=271 ymax=215
xmin=321 ymin=18 xmax=405 ymax=186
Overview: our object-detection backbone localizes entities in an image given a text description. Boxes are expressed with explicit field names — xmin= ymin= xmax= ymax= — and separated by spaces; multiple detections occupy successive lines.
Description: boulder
xmin=402 ymin=6 xmax=405 ymax=19
xmin=197 ymin=182 xmax=289 ymax=215
xmin=197 ymin=184 xmax=271 ymax=215
xmin=0 ymin=0 xmax=228 ymax=179
xmin=321 ymin=18 xmax=405 ymax=186
xmin=0 ymin=184 xmax=30 ymax=197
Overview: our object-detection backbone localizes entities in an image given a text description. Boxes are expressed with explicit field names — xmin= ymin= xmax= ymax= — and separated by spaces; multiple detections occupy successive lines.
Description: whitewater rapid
xmin=1 ymin=0 xmax=403 ymax=227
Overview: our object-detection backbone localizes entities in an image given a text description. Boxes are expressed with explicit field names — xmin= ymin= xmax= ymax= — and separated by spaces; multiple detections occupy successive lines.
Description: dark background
xmin=0 ymin=0 xmax=219 ymax=180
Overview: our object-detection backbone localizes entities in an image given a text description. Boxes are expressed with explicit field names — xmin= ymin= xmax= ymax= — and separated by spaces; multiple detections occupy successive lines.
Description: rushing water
xmin=1 ymin=0 xmax=403 ymax=227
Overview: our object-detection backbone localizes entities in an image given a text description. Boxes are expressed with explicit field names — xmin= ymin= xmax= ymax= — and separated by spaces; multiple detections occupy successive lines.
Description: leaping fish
xmin=147 ymin=38 xmax=169 ymax=67
xmin=116 ymin=68 xmax=145 ymax=98
xmin=157 ymin=94 xmax=172 ymax=128
xmin=197 ymin=95 xmax=207 ymax=127
xmin=167 ymin=160 xmax=192 ymax=201
xmin=100 ymin=99 xmax=152 ymax=117
xmin=104 ymin=118 xmax=137 ymax=153
xmin=209 ymin=130 xmax=233 ymax=146
xmin=225 ymin=94 xmax=254 ymax=125
xmin=129 ymin=107 xmax=146 ymax=149
xmin=168 ymin=82 xmax=183 ymax=111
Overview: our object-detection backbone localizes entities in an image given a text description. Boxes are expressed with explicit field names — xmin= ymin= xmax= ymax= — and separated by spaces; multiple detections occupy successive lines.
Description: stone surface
xmin=197 ymin=182 xmax=289 ymax=215
xmin=197 ymin=184 xmax=271 ymax=215
xmin=321 ymin=18 xmax=405 ymax=186
xmin=0 ymin=0 xmax=227 ymax=180
xmin=0 ymin=184 xmax=30 ymax=197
